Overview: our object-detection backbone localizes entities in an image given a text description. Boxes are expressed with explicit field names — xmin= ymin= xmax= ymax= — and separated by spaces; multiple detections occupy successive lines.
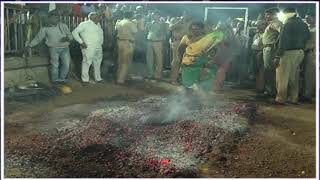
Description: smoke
xmin=160 ymin=90 xmax=200 ymax=124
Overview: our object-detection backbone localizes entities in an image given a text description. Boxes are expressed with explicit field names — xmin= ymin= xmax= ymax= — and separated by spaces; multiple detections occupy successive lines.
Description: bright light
xmin=277 ymin=11 xmax=285 ymax=23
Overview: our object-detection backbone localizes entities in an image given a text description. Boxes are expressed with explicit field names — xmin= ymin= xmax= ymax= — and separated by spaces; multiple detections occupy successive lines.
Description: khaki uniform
xmin=147 ymin=21 xmax=165 ymax=79
xmin=115 ymin=18 xmax=138 ymax=83
xmin=304 ymin=26 xmax=316 ymax=98
xmin=146 ymin=21 xmax=166 ymax=79
xmin=276 ymin=50 xmax=304 ymax=103
xmin=169 ymin=20 xmax=190 ymax=82
xmin=262 ymin=19 xmax=282 ymax=95
xmin=132 ymin=19 xmax=145 ymax=52
xmin=251 ymin=32 xmax=265 ymax=92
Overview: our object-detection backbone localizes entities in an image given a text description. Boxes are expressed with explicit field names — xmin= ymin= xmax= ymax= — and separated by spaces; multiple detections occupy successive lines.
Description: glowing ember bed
xmin=5 ymin=94 xmax=254 ymax=178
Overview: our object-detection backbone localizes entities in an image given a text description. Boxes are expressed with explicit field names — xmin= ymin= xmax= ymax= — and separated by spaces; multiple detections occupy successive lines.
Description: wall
xmin=4 ymin=56 xmax=50 ymax=88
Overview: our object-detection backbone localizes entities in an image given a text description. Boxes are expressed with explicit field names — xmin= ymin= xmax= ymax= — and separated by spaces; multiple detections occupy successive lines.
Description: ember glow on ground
xmin=5 ymin=94 xmax=252 ymax=177
xmin=1 ymin=2 xmax=319 ymax=177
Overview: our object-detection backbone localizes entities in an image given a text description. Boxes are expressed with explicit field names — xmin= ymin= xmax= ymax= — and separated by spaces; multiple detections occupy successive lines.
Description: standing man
xmin=146 ymin=10 xmax=166 ymax=81
xmin=72 ymin=12 xmax=104 ymax=85
xmin=274 ymin=7 xmax=310 ymax=105
xmin=251 ymin=20 xmax=267 ymax=97
xmin=115 ymin=11 xmax=138 ymax=84
xmin=132 ymin=14 xmax=146 ymax=63
xmin=169 ymin=14 xmax=193 ymax=85
xmin=262 ymin=7 xmax=283 ymax=98
xmin=26 ymin=10 xmax=73 ymax=83
xmin=301 ymin=13 xmax=316 ymax=103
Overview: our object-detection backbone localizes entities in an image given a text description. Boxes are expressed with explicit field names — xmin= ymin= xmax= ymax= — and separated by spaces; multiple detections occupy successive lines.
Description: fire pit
xmin=5 ymin=93 xmax=253 ymax=178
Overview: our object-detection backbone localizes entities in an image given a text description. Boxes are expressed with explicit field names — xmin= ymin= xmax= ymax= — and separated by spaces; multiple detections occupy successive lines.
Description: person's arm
xmin=28 ymin=28 xmax=46 ymax=47
xmin=60 ymin=24 xmax=73 ymax=42
xmin=115 ymin=20 xmax=119 ymax=31
xmin=72 ymin=22 xmax=87 ymax=48
xmin=304 ymin=23 xmax=311 ymax=43
xmin=270 ymin=21 xmax=282 ymax=33
xmin=131 ymin=21 xmax=138 ymax=34
xmin=178 ymin=35 xmax=188 ymax=61
xmin=64 ymin=24 xmax=73 ymax=41
xmin=276 ymin=23 xmax=288 ymax=57
xmin=145 ymin=22 xmax=151 ymax=33
xmin=169 ymin=18 xmax=183 ymax=31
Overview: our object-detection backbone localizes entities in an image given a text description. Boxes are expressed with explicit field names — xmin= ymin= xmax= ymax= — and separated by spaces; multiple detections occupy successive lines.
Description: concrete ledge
xmin=4 ymin=57 xmax=26 ymax=70
xmin=4 ymin=66 xmax=50 ymax=88
xmin=5 ymin=56 xmax=49 ymax=71
xmin=27 ymin=56 xmax=50 ymax=67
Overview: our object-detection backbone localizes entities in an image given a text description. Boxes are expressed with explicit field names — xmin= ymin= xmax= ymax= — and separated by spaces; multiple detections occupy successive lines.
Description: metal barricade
xmin=4 ymin=5 xmax=114 ymax=56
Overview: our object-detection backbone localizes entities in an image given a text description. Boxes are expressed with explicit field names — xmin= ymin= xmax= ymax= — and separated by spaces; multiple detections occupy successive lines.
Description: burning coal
xmin=5 ymin=94 xmax=253 ymax=178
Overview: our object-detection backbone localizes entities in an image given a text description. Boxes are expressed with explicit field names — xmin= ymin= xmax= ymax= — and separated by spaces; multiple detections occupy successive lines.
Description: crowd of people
xmin=25 ymin=4 xmax=316 ymax=105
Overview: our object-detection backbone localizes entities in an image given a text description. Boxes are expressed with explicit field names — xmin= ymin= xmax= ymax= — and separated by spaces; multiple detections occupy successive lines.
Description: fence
xmin=4 ymin=5 xmax=114 ymax=56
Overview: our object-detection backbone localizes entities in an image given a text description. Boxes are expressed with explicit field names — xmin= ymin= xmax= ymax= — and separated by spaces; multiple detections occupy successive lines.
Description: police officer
xmin=262 ymin=7 xmax=283 ymax=98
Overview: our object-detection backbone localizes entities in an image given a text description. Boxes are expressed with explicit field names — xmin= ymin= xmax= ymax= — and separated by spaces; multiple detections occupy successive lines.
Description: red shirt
xmin=72 ymin=4 xmax=81 ymax=17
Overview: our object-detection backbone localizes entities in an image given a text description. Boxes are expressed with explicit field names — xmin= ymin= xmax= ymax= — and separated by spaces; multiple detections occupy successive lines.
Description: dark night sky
xmin=148 ymin=3 xmax=316 ymax=20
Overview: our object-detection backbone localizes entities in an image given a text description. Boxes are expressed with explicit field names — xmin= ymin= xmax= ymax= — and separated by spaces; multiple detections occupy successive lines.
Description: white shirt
xmin=72 ymin=20 xmax=104 ymax=48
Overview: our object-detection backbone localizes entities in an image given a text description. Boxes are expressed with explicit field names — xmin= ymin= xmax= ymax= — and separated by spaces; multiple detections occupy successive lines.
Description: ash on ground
xmin=5 ymin=93 xmax=252 ymax=178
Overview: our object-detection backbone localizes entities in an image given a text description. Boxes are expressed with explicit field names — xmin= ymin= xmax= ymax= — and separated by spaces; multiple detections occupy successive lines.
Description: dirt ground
xmin=201 ymin=86 xmax=316 ymax=178
xmin=4 ymin=80 xmax=316 ymax=178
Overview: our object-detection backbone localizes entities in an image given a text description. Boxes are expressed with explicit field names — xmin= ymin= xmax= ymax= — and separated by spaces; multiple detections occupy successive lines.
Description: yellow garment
xmin=182 ymin=31 xmax=224 ymax=65
xmin=60 ymin=85 xmax=72 ymax=94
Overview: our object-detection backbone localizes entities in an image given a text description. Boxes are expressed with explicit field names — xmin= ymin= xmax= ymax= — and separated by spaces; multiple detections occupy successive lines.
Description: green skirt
xmin=181 ymin=56 xmax=217 ymax=92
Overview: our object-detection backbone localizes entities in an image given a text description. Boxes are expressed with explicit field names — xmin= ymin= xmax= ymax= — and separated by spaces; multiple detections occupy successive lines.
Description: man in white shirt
xmin=72 ymin=12 xmax=104 ymax=85
xmin=26 ymin=10 xmax=73 ymax=83
xmin=115 ymin=11 xmax=138 ymax=84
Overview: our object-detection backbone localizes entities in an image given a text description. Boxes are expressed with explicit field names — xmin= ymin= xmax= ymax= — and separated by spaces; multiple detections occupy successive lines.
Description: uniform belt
xmin=148 ymin=40 xmax=163 ymax=42
xmin=263 ymin=44 xmax=274 ymax=48
xmin=118 ymin=39 xmax=134 ymax=43
xmin=172 ymin=37 xmax=182 ymax=41
xmin=286 ymin=48 xmax=303 ymax=51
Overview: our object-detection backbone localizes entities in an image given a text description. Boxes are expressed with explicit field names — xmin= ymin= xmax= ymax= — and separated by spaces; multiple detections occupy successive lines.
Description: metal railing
xmin=4 ymin=6 xmax=28 ymax=53
xmin=4 ymin=5 xmax=115 ymax=56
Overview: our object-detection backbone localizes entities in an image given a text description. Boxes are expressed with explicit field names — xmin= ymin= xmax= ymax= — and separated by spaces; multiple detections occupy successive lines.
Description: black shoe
xmin=270 ymin=100 xmax=286 ymax=105
xmin=82 ymin=82 xmax=89 ymax=86
xmin=52 ymin=81 xmax=61 ymax=85
xmin=287 ymin=101 xmax=300 ymax=105
xmin=115 ymin=81 xmax=125 ymax=85
xmin=255 ymin=93 xmax=267 ymax=99
xmin=299 ymin=97 xmax=312 ymax=103
xmin=96 ymin=80 xmax=105 ymax=84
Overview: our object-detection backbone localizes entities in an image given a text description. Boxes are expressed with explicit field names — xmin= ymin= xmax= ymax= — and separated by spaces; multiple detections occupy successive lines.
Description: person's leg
xmin=146 ymin=41 xmax=155 ymax=79
xmin=238 ymin=49 xmax=248 ymax=84
xmin=214 ymin=61 xmax=230 ymax=92
xmin=256 ymin=51 xmax=265 ymax=92
xmin=81 ymin=48 xmax=93 ymax=82
xmin=154 ymin=42 xmax=164 ymax=79
xmin=92 ymin=48 xmax=103 ymax=82
xmin=117 ymin=41 xmax=124 ymax=83
xmin=126 ymin=42 xmax=135 ymax=80
xmin=275 ymin=51 xmax=291 ymax=103
xmin=48 ymin=48 xmax=61 ymax=82
xmin=118 ymin=41 xmax=134 ymax=83
xmin=288 ymin=50 xmax=305 ymax=103
xmin=170 ymin=41 xmax=181 ymax=82
xmin=250 ymin=51 xmax=258 ymax=78
xmin=304 ymin=50 xmax=316 ymax=99
xmin=263 ymin=47 xmax=276 ymax=96
xmin=59 ymin=47 xmax=71 ymax=81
